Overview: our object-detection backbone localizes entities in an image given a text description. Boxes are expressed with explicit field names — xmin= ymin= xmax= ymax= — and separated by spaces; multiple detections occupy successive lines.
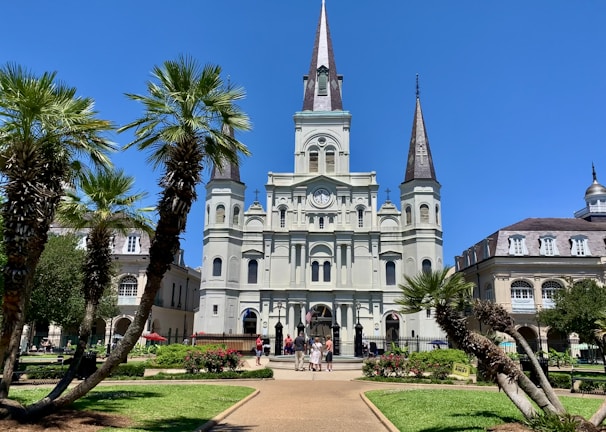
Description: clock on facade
xmin=313 ymin=188 xmax=331 ymax=206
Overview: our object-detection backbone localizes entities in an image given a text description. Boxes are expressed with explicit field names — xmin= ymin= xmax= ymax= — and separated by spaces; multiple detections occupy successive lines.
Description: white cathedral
xmin=194 ymin=1 xmax=446 ymax=354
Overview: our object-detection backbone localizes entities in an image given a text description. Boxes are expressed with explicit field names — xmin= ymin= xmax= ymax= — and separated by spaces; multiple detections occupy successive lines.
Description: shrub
xmin=25 ymin=366 xmax=66 ymax=380
xmin=184 ymin=347 xmax=242 ymax=373
xmin=109 ymin=363 xmax=145 ymax=378
xmin=146 ymin=367 xmax=273 ymax=380
xmin=549 ymin=372 xmax=571 ymax=389
xmin=362 ymin=354 xmax=408 ymax=378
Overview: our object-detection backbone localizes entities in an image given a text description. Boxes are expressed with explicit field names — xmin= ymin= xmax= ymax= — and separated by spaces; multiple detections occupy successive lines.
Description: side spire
xmin=404 ymin=75 xmax=437 ymax=182
xmin=210 ymin=123 xmax=241 ymax=182
xmin=302 ymin=0 xmax=343 ymax=111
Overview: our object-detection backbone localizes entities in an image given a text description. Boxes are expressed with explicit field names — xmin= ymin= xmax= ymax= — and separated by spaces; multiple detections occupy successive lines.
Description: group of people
xmin=292 ymin=331 xmax=334 ymax=372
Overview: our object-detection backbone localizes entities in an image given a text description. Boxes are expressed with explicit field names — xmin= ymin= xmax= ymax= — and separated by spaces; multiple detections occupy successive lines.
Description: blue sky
xmin=3 ymin=1 xmax=606 ymax=268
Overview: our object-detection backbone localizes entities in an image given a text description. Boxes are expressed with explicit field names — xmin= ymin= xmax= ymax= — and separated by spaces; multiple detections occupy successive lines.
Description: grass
xmin=365 ymin=389 xmax=605 ymax=431
xmin=11 ymin=383 xmax=255 ymax=432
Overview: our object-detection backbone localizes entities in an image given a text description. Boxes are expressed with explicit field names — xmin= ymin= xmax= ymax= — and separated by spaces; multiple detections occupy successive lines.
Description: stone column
xmin=290 ymin=243 xmax=296 ymax=286
xmin=346 ymin=244 xmax=352 ymax=285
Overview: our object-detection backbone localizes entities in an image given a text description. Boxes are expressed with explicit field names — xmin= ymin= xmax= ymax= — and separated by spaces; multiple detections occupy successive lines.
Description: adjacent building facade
xmin=35 ymin=226 xmax=201 ymax=350
xmin=455 ymin=167 xmax=606 ymax=353
xmin=194 ymin=1 xmax=446 ymax=353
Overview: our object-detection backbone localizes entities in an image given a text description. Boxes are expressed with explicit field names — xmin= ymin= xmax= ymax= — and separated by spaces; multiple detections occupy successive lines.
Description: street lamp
xmin=355 ymin=301 xmax=363 ymax=357
xmin=277 ymin=301 xmax=283 ymax=322
xmin=536 ymin=305 xmax=543 ymax=357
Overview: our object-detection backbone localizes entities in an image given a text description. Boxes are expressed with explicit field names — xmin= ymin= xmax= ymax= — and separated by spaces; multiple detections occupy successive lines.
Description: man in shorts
xmin=324 ymin=335 xmax=334 ymax=371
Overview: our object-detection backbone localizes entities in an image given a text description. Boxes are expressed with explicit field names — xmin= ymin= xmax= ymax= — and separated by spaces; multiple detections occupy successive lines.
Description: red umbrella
xmin=143 ymin=332 xmax=167 ymax=342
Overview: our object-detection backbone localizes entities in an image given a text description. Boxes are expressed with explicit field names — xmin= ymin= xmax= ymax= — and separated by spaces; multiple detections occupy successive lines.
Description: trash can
xmin=262 ymin=338 xmax=271 ymax=356
xmin=77 ymin=351 xmax=97 ymax=379
xmin=520 ymin=356 xmax=548 ymax=386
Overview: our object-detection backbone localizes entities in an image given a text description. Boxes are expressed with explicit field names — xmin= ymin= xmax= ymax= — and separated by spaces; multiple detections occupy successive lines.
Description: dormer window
xmin=317 ymin=66 xmax=328 ymax=96
xmin=570 ymin=235 xmax=590 ymax=256
xmin=508 ymin=235 xmax=528 ymax=256
xmin=124 ymin=234 xmax=141 ymax=254
xmin=539 ymin=236 xmax=559 ymax=256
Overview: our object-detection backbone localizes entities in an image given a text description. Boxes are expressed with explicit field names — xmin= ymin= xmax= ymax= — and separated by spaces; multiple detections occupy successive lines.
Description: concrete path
xmin=206 ymin=357 xmax=395 ymax=432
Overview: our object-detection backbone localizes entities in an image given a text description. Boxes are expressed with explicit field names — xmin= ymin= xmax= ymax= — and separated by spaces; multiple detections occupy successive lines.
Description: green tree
xmin=539 ymin=279 xmax=606 ymax=370
xmin=397 ymin=268 xmax=567 ymax=421
xmin=50 ymin=55 xmax=251 ymax=410
xmin=29 ymin=234 xmax=86 ymax=330
xmin=0 ymin=63 xmax=114 ymax=397
xmin=27 ymin=169 xmax=153 ymax=415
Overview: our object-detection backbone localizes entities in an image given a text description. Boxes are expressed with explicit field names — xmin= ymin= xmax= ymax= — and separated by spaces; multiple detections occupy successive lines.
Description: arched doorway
xmin=243 ymin=310 xmax=258 ymax=334
xmin=518 ymin=326 xmax=538 ymax=353
xmin=309 ymin=304 xmax=332 ymax=338
xmin=547 ymin=328 xmax=568 ymax=353
xmin=385 ymin=312 xmax=400 ymax=343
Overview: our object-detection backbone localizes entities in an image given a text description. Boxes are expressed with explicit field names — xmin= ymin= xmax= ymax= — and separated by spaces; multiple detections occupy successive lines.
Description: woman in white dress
xmin=310 ymin=336 xmax=323 ymax=371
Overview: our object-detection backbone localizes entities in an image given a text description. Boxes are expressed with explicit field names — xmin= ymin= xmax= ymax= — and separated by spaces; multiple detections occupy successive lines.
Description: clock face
xmin=313 ymin=188 xmax=331 ymax=206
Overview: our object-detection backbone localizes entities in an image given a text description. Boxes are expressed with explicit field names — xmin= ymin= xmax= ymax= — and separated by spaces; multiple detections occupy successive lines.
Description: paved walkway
xmin=204 ymin=356 xmax=396 ymax=432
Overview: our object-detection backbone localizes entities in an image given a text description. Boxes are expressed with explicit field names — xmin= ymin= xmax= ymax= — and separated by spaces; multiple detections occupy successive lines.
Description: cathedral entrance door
xmin=309 ymin=305 xmax=333 ymax=339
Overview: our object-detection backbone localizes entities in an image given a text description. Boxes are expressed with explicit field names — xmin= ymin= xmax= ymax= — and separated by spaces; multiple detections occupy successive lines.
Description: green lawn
xmin=365 ymin=389 xmax=605 ymax=431
xmin=11 ymin=384 xmax=255 ymax=432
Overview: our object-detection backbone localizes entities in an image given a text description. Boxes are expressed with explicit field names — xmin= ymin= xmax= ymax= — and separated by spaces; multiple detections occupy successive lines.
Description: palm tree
xmin=26 ymin=169 xmax=153 ymax=416
xmin=0 ymin=63 xmax=114 ymax=397
xmin=41 ymin=55 xmax=250 ymax=410
xmin=397 ymin=268 xmax=562 ymax=419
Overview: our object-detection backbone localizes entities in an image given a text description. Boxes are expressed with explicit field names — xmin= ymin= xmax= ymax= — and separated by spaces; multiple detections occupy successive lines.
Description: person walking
xmin=310 ymin=336 xmax=323 ymax=371
xmin=293 ymin=331 xmax=307 ymax=371
xmin=324 ymin=335 xmax=334 ymax=371
xmin=255 ymin=334 xmax=263 ymax=366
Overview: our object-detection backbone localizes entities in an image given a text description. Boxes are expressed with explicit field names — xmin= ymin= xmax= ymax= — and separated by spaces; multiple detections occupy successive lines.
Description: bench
xmin=571 ymin=372 xmax=606 ymax=393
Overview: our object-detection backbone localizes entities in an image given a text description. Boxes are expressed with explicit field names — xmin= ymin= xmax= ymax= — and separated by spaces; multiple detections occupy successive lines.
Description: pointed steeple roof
xmin=302 ymin=0 xmax=343 ymax=111
xmin=404 ymin=77 xmax=437 ymax=182
xmin=210 ymin=123 xmax=241 ymax=182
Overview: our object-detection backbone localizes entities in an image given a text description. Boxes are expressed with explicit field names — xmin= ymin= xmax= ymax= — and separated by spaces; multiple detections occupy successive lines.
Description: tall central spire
xmin=302 ymin=0 xmax=343 ymax=111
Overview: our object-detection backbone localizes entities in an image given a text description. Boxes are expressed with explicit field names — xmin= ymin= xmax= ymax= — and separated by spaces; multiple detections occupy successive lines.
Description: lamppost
xmin=355 ymin=301 xmax=363 ymax=357
xmin=297 ymin=302 xmax=305 ymax=336
xmin=536 ymin=306 xmax=543 ymax=357
xmin=275 ymin=301 xmax=283 ymax=355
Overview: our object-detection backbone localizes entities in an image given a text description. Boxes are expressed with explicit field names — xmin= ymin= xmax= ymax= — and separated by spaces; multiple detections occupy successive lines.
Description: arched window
xmin=511 ymin=280 xmax=533 ymax=300
xmin=216 ymin=205 xmax=225 ymax=223
xmin=309 ymin=151 xmax=319 ymax=172
xmin=280 ymin=208 xmax=286 ymax=228
xmin=323 ymin=261 xmax=331 ymax=282
xmin=422 ymin=259 xmax=432 ymax=274
xmin=319 ymin=217 xmax=324 ymax=229
xmin=326 ymin=150 xmax=335 ymax=173
xmin=357 ymin=208 xmax=364 ymax=228
xmin=542 ymin=280 xmax=562 ymax=300
xmin=248 ymin=260 xmax=258 ymax=284
xmin=212 ymin=258 xmax=222 ymax=277
xmin=233 ymin=206 xmax=240 ymax=225
xmin=386 ymin=261 xmax=396 ymax=285
xmin=405 ymin=206 xmax=412 ymax=225
xmin=119 ymin=275 xmax=138 ymax=297
xmin=311 ymin=261 xmax=320 ymax=282
xmin=435 ymin=205 xmax=440 ymax=225
xmin=420 ymin=204 xmax=429 ymax=223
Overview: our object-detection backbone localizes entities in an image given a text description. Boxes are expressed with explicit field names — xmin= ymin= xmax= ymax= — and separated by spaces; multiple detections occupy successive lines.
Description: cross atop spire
xmin=302 ymin=0 xmax=343 ymax=111
xmin=416 ymin=73 xmax=420 ymax=98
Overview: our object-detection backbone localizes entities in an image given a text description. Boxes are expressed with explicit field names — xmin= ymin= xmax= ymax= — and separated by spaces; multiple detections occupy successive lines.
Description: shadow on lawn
xmin=414 ymin=410 xmax=520 ymax=432
xmin=133 ymin=415 xmax=214 ymax=432
xmin=72 ymin=390 xmax=163 ymax=413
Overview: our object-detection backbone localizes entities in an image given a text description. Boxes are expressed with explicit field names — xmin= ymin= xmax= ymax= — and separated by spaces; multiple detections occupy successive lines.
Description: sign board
xmin=452 ymin=362 xmax=471 ymax=377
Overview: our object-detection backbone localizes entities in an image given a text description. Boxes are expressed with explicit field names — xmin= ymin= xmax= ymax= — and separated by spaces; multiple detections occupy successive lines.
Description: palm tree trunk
xmin=495 ymin=373 xmax=537 ymax=419
xmin=434 ymin=306 xmax=558 ymax=419
xmin=473 ymin=300 xmax=565 ymax=413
